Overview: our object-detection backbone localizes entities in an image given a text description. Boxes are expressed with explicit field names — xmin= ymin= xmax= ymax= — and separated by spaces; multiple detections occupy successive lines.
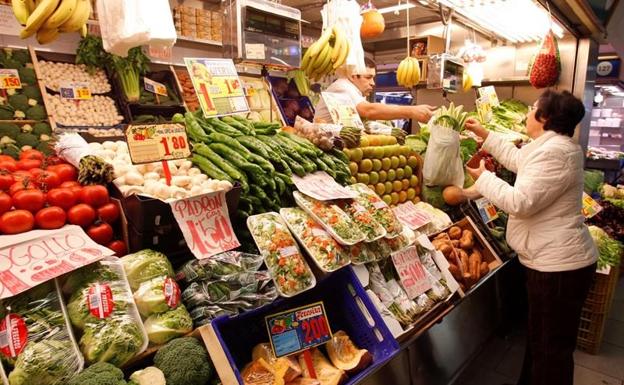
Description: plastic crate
xmin=577 ymin=267 xmax=620 ymax=354
xmin=268 ymin=76 xmax=315 ymax=127
xmin=209 ymin=266 xmax=400 ymax=385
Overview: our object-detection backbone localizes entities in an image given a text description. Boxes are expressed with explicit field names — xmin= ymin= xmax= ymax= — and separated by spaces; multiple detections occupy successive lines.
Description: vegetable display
xmin=38 ymin=61 xmax=112 ymax=94
xmin=67 ymin=362 xmax=126 ymax=385
xmin=588 ymin=226 xmax=622 ymax=270
xmin=0 ymin=49 xmax=47 ymax=122
xmin=46 ymin=94 xmax=123 ymax=127
xmin=334 ymin=199 xmax=387 ymax=242
xmin=174 ymin=69 xmax=200 ymax=111
xmin=347 ymin=183 xmax=403 ymax=238
xmin=153 ymin=337 xmax=215 ymax=385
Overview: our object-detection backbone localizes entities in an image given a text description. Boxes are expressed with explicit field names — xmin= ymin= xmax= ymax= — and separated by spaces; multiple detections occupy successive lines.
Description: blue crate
xmin=211 ymin=266 xmax=400 ymax=384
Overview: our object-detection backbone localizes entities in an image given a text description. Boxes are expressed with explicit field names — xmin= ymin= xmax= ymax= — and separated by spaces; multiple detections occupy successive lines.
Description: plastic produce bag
xmin=138 ymin=0 xmax=177 ymax=50
xmin=0 ymin=282 xmax=83 ymax=385
xmin=321 ymin=0 xmax=366 ymax=74
xmin=175 ymin=251 xmax=264 ymax=286
xmin=422 ymin=116 xmax=464 ymax=187
xmin=528 ymin=31 xmax=561 ymax=89
xmin=63 ymin=258 xmax=148 ymax=366
xmin=120 ymin=249 xmax=174 ymax=292
xmin=96 ymin=0 xmax=149 ymax=57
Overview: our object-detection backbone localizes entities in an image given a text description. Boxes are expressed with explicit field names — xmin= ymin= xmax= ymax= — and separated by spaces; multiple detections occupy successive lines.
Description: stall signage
xmin=0 ymin=69 xmax=21 ymax=89
xmin=392 ymin=201 xmax=431 ymax=230
xmin=292 ymin=171 xmax=356 ymax=201
xmin=170 ymin=191 xmax=240 ymax=260
xmin=0 ymin=225 xmax=113 ymax=299
xmin=265 ymin=302 xmax=332 ymax=358
xmin=144 ymin=77 xmax=168 ymax=96
xmin=184 ymin=58 xmax=250 ymax=118
xmin=475 ymin=96 xmax=493 ymax=123
xmin=126 ymin=124 xmax=190 ymax=164
xmin=596 ymin=59 xmax=620 ymax=78
xmin=391 ymin=246 xmax=431 ymax=299
xmin=581 ymin=192 xmax=603 ymax=219
xmin=475 ymin=197 xmax=498 ymax=224
xmin=478 ymin=86 xmax=500 ymax=107
xmin=321 ymin=92 xmax=365 ymax=130
xmin=59 ymin=81 xmax=91 ymax=100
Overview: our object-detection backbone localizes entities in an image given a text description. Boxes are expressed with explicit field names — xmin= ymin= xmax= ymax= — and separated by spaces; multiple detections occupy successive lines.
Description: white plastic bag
xmin=96 ymin=0 xmax=149 ymax=57
xmin=422 ymin=116 xmax=464 ymax=187
xmin=138 ymin=0 xmax=177 ymax=50
xmin=321 ymin=0 xmax=366 ymax=74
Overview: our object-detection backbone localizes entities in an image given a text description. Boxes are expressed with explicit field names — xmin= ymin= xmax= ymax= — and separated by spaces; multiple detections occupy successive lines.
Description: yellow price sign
xmin=60 ymin=82 xmax=91 ymax=100
xmin=0 ymin=69 xmax=22 ymax=90
xmin=126 ymin=123 xmax=191 ymax=164
xmin=144 ymin=77 xmax=168 ymax=97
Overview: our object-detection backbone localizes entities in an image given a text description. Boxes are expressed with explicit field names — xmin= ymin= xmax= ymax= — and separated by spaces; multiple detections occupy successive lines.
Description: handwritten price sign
xmin=59 ymin=81 xmax=91 ymax=100
xmin=126 ymin=124 xmax=191 ymax=164
xmin=391 ymin=246 xmax=431 ymax=299
xmin=265 ymin=302 xmax=332 ymax=358
xmin=144 ymin=77 xmax=168 ymax=96
xmin=393 ymin=201 xmax=431 ymax=230
xmin=171 ymin=191 xmax=240 ymax=260
xmin=291 ymin=172 xmax=356 ymax=201
xmin=0 ymin=69 xmax=21 ymax=89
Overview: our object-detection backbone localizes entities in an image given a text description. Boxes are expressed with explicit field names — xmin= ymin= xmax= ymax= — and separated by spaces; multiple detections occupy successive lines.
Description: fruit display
xmin=301 ymin=25 xmax=350 ymax=81
xmin=348 ymin=183 xmax=404 ymax=238
xmin=339 ymin=126 xmax=362 ymax=148
xmin=38 ymin=61 xmax=112 ymax=94
xmin=46 ymin=94 xmax=124 ymax=127
xmin=396 ymin=56 xmax=421 ymax=88
xmin=528 ymin=31 xmax=561 ymax=89
xmin=343 ymin=139 xmax=422 ymax=207
xmin=364 ymin=121 xmax=406 ymax=144
xmin=10 ymin=0 xmax=91 ymax=44
xmin=174 ymin=69 xmax=200 ymax=112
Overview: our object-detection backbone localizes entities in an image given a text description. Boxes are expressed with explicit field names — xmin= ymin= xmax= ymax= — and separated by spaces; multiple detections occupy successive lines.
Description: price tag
xmin=478 ymin=86 xmax=500 ymax=107
xmin=582 ymin=192 xmax=603 ymax=219
xmin=393 ymin=201 xmax=431 ymax=230
xmin=391 ymin=246 xmax=432 ymax=299
xmin=475 ymin=96 xmax=493 ymax=123
xmin=292 ymin=171 xmax=356 ymax=201
xmin=126 ymin=124 xmax=191 ymax=164
xmin=59 ymin=81 xmax=91 ymax=100
xmin=0 ymin=314 xmax=27 ymax=359
xmin=0 ymin=69 xmax=21 ymax=89
xmin=184 ymin=58 xmax=250 ymax=118
xmin=265 ymin=302 xmax=332 ymax=358
xmin=170 ymin=191 xmax=240 ymax=260
xmin=245 ymin=43 xmax=266 ymax=60
xmin=144 ymin=77 xmax=168 ymax=96
xmin=475 ymin=197 xmax=498 ymax=224
xmin=321 ymin=92 xmax=365 ymax=130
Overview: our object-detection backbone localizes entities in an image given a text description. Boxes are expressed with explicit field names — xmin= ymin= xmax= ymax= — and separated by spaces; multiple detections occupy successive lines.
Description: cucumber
xmin=207 ymin=132 xmax=252 ymax=159
xmin=193 ymin=143 xmax=249 ymax=192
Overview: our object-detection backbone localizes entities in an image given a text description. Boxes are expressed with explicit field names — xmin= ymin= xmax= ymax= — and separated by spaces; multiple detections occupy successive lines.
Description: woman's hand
xmin=462 ymin=185 xmax=482 ymax=200
xmin=466 ymin=159 xmax=487 ymax=180
xmin=464 ymin=118 xmax=489 ymax=140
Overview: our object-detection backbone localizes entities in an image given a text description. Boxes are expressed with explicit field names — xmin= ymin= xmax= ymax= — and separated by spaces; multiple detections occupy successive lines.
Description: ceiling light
xmin=378 ymin=2 xmax=417 ymax=14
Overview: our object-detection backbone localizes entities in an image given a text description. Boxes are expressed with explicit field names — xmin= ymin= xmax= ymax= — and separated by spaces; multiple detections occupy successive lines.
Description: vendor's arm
xmin=464 ymin=118 xmax=521 ymax=173
xmin=356 ymin=102 xmax=435 ymax=123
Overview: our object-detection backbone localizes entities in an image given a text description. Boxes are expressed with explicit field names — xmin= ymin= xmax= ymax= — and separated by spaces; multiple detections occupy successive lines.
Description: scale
xmin=223 ymin=0 xmax=302 ymax=68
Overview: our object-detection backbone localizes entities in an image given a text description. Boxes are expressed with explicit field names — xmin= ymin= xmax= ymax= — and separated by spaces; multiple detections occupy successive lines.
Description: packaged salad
xmin=347 ymin=184 xmax=403 ymax=238
xmin=280 ymin=207 xmax=351 ymax=272
xmin=293 ymin=192 xmax=366 ymax=245
xmin=247 ymin=213 xmax=316 ymax=297
xmin=334 ymin=199 xmax=387 ymax=242
xmin=175 ymin=251 xmax=265 ymax=285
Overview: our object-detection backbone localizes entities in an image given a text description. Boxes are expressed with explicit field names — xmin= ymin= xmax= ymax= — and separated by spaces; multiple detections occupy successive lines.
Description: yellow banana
xmin=42 ymin=0 xmax=77 ymax=29
xmin=80 ymin=23 xmax=87 ymax=37
xmin=308 ymin=28 xmax=334 ymax=58
xmin=36 ymin=27 xmax=59 ymax=44
xmin=11 ymin=0 xmax=30 ymax=25
xmin=20 ymin=0 xmax=59 ymax=38
xmin=333 ymin=39 xmax=349 ymax=69
xmin=404 ymin=58 xmax=414 ymax=87
xmin=301 ymin=48 xmax=312 ymax=73
xmin=396 ymin=59 xmax=408 ymax=86
xmin=315 ymin=49 xmax=334 ymax=78
xmin=411 ymin=58 xmax=421 ymax=84
xmin=26 ymin=0 xmax=35 ymax=12
xmin=331 ymin=26 xmax=344 ymax=63
xmin=310 ymin=43 xmax=330 ymax=75
xmin=58 ymin=0 xmax=90 ymax=32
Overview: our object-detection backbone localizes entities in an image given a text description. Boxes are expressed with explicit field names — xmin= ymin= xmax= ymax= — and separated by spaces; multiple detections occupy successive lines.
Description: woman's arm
xmin=465 ymin=118 xmax=521 ymax=173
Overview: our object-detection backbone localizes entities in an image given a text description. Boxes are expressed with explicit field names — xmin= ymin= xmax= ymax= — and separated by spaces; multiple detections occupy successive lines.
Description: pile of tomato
xmin=0 ymin=149 xmax=127 ymax=256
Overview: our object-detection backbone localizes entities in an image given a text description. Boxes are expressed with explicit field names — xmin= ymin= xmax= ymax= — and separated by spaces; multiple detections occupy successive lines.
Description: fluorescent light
xmin=378 ymin=2 xmax=416 ymax=14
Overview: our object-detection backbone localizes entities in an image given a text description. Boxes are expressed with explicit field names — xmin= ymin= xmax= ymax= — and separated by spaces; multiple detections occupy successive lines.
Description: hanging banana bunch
xmin=396 ymin=57 xmax=421 ymax=88
xmin=301 ymin=25 xmax=350 ymax=81
xmin=11 ymin=0 xmax=91 ymax=44
xmin=289 ymin=69 xmax=311 ymax=96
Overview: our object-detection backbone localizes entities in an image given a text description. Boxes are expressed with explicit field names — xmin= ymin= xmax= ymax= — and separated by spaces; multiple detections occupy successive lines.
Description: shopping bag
xmin=422 ymin=116 xmax=464 ymax=187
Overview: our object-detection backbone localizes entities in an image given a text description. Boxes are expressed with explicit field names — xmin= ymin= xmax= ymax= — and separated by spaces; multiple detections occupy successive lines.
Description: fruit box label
xmin=391 ymin=245 xmax=431 ymax=299
xmin=292 ymin=171 xmax=357 ymax=201
xmin=59 ymin=81 xmax=91 ymax=100
xmin=0 ymin=225 xmax=113 ymax=299
xmin=170 ymin=190 xmax=240 ymax=260
xmin=266 ymin=302 xmax=332 ymax=358
xmin=581 ymin=192 xmax=603 ymax=219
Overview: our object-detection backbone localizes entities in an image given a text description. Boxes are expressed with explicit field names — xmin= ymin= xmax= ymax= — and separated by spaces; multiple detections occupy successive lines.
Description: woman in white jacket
xmin=463 ymin=90 xmax=597 ymax=385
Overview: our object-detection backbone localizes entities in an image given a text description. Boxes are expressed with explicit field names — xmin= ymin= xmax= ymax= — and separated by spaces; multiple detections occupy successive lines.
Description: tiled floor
xmin=455 ymin=277 xmax=624 ymax=385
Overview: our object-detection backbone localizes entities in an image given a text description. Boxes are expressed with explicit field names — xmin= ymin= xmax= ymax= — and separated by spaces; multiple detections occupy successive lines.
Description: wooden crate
xmin=576 ymin=267 xmax=620 ymax=354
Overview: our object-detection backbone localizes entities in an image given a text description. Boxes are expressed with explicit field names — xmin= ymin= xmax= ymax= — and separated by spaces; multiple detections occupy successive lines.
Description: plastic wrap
xmin=345 ymin=242 xmax=377 ymax=265
xmin=63 ymin=258 xmax=148 ymax=366
xmin=96 ymin=0 xmax=149 ymax=57
xmin=347 ymin=184 xmax=403 ymax=238
xmin=0 ymin=282 xmax=83 ymax=385
xmin=333 ymin=200 xmax=386 ymax=242
xmin=293 ymin=116 xmax=342 ymax=151
xmin=422 ymin=116 xmax=464 ymax=187
xmin=182 ymin=272 xmax=277 ymax=309
xmin=175 ymin=252 xmax=264 ymax=285
xmin=120 ymin=249 xmax=174 ymax=292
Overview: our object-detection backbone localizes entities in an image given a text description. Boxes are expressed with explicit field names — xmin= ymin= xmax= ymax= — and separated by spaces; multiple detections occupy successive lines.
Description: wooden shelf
xmin=177 ymin=36 xmax=223 ymax=47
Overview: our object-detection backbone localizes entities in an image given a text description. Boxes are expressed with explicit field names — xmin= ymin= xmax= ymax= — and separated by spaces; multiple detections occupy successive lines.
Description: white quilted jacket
xmin=474 ymin=130 xmax=598 ymax=272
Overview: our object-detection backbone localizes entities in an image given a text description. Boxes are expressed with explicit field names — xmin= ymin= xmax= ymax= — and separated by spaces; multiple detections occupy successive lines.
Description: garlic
xmin=124 ymin=171 xmax=145 ymax=186
xmin=119 ymin=185 xmax=143 ymax=196
xmin=188 ymin=167 xmax=201 ymax=176
xmin=144 ymin=172 xmax=160 ymax=181
xmin=172 ymin=176 xmax=192 ymax=187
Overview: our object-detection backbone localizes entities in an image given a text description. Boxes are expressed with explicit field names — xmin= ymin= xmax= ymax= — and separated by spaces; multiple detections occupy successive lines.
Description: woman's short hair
xmin=535 ymin=90 xmax=585 ymax=137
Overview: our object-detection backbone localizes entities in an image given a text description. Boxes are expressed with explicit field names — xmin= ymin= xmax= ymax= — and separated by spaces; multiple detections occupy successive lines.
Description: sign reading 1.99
xmin=125 ymin=123 xmax=191 ymax=164
xmin=183 ymin=58 xmax=250 ymax=118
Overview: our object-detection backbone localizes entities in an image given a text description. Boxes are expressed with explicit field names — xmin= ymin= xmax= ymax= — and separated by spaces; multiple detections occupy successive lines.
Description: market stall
xmin=0 ymin=0 xmax=618 ymax=385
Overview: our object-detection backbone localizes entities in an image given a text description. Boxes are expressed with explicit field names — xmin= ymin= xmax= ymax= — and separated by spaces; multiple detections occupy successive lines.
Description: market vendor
xmin=462 ymin=90 xmax=597 ymax=385
xmin=314 ymin=60 xmax=435 ymax=125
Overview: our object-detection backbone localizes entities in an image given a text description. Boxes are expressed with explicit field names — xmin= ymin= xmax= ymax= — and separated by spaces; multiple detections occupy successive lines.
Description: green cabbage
xmin=589 ymin=225 xmax=623 ymax=270
xmin=144 ymin=305 xmax=193 ymax=345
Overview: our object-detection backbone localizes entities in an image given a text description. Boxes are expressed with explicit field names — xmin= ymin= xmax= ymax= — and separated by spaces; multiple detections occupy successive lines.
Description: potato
xmin=449 ymin=226 xmax=462 ymax=240
xmin=480 ymin=262 xmax=490 ymax=276
xmin=448 ymin=264 xmax=462 ymax=281
xmin=459 ymin=230 xmax=474 ymax=250
xmin=452 ymin=240 xmax=460 ymax=248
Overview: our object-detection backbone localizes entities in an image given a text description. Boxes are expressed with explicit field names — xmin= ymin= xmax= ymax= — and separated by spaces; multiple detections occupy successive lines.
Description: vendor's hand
xmin=462 ymin=185 xmax=482 ymax=200
xmin=466 ymin=159 xmax=487 ymax=180
xmin=464 ymin=118 xmax=489 ymax=140
xmin=411 ymin=105 xmax=436 ymax=123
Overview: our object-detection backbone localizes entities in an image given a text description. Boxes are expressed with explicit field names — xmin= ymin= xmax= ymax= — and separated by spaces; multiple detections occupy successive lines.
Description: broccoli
xmin=0 ymin=105 xmax=15 ymax=120
xmin=36 ymin=141 xmax=53 ymax=155
xmin=128 ymin=367 xmax=166 ymax=385
xmin=22 ymin=85 xmax=42 ymax=103
xmin=11 ymin=50 xmax=31 ymax=65
xmin=3 ymin=58 xmax=20 ymax=69
xmin=15 ymin=132 xmax=38 ymax=148
xmin=17 ymin=67 xmax=36 ymax=85
xmin=7 ymin=339 xmax=81 ymax=385
xmin=21 ymin=124 xmax=33 ymax=133
xmin=154 ymin=337 xmax=213 ymax=385
xmin=80 ymin=317 xmax=146 ymax=367
xmin=144 ymin=305 xmax=193 ymax=345
xmin=67 ymin=362 xmax=127 ymax=385
xmin=0 ymin=123 xmax=20 ymax=138
xmin=1 ymin=144 xmax=20 ymax=159
xmin=8 ymin=94 xmax=29 ymax=111
xmin=120 ymin=250 xmax=174 ymax=291
xmin=25 ymin=105 xmax=46 ymax=120
xmin=32 ymin=122 xmax=51 ymax=136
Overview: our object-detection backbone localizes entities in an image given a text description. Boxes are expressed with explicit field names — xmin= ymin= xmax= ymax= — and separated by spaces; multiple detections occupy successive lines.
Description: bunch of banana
xmin=462 ymin=72 xmax=473 ymax=92
xmin=301 ymin=25 xmax=350 ymax=81
xmin=396 ymin=56 xmax=421 ymax=88
xmin=289 ymin=69 xmax=310 ymax=97
xmin=339 ymin=126 xmax=361 ymax=148
xmin=11 ymin=0 xmax=91 ymax=44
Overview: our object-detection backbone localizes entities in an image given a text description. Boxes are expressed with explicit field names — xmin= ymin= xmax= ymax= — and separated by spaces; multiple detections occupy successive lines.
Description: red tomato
xmin=0 ymin=210 xmax=34 ymax=234
xmin=60 ymin=181 xmax=80 ymax=188
xmin=106 ymin=240 xmax=127 ymax=257
xmin=12 ymin=189 xmax=46 ymax=213
xmin=33 ymin=170 xmax=60 ymax=190
xmin=20 ymin=149 xmax=45 ymax=162
xmin=29 ymin=168 xmax=44 ymax=177
xmin=45 ymin=156 xmax=64 ymax=165
xmin=47 ymin=164 xmax=77 ymax=183
xmin=87 ymin=222 xmax=113 ymax=245
xmin=0 ymin=155 xmax=15 ymax=163
xmin=9 ymin=181 xmax=34 ymax=196
xmin=46 ymin=188 xmax=77 ymax=211
xmin=0 ymin=173 xmax=15 ymax=191
xmin=16 ymin=159 xmax=42 ymax=171
xmin=0 ymin=192 xmax=12 ymax=215
xmin=67 ymin=204 xmax=96 ymax=227
xmin=35 ymin=206 xmax=66 ymax=230
xmin=79 ymin=185 xmax=109 ymax=208
xmin=0 ymin=161 xmax=17 ymax=173
xmin=97 ymin=203 xmax=120 ymax=224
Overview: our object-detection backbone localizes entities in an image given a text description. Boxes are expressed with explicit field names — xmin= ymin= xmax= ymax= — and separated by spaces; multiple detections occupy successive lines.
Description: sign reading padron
xmin=266 ymin=302 xmax=332 ymax=358
xmin=0 ymin=69 xmax=21 ymax=89
xmin=391 ymin=246 xmax=431 ymax=299
xmin=125 ymin=123 xmax=191 ymax=164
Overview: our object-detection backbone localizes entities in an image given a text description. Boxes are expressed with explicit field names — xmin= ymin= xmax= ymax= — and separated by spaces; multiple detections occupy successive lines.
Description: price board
xmin=582 ymin=192 xmax=603 ymax=219
xmin=59 ymin=81 xmax=91 ymax=100
xmin=266 ymin=302 xmax=332 ymax=358
xmin=144 ymin=77 xmax=168 ymax=96
xmin=391 ymin=246 xmax=431 ymax=299
xmin=0 ymin=69 xmax=21 ymax=89
xmin=321 ymin=92 xmax=365 ymax=130
xmin=392 ymin=201 xmax=431 ymax=230
xmin=478 ymin=86 xmax=500 ymax=107
xmin=125 ymin=123 xmax=191 ymax=164
xmin=184 ymin=58 xmax=250 ymax=118
xmin=291 ymin=171 xmax=356 ymax=201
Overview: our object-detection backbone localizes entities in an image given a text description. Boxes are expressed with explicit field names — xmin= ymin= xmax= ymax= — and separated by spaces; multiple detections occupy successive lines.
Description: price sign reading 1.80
xmin=125 ymin=123 xmax=191 ymax=164
xmin=0 ymin=69 xmax=22 ymax=90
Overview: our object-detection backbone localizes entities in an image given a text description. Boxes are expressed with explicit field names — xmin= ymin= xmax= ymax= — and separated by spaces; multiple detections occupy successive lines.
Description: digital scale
xmin=427 ymin=53 xmax=465 ymax=93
